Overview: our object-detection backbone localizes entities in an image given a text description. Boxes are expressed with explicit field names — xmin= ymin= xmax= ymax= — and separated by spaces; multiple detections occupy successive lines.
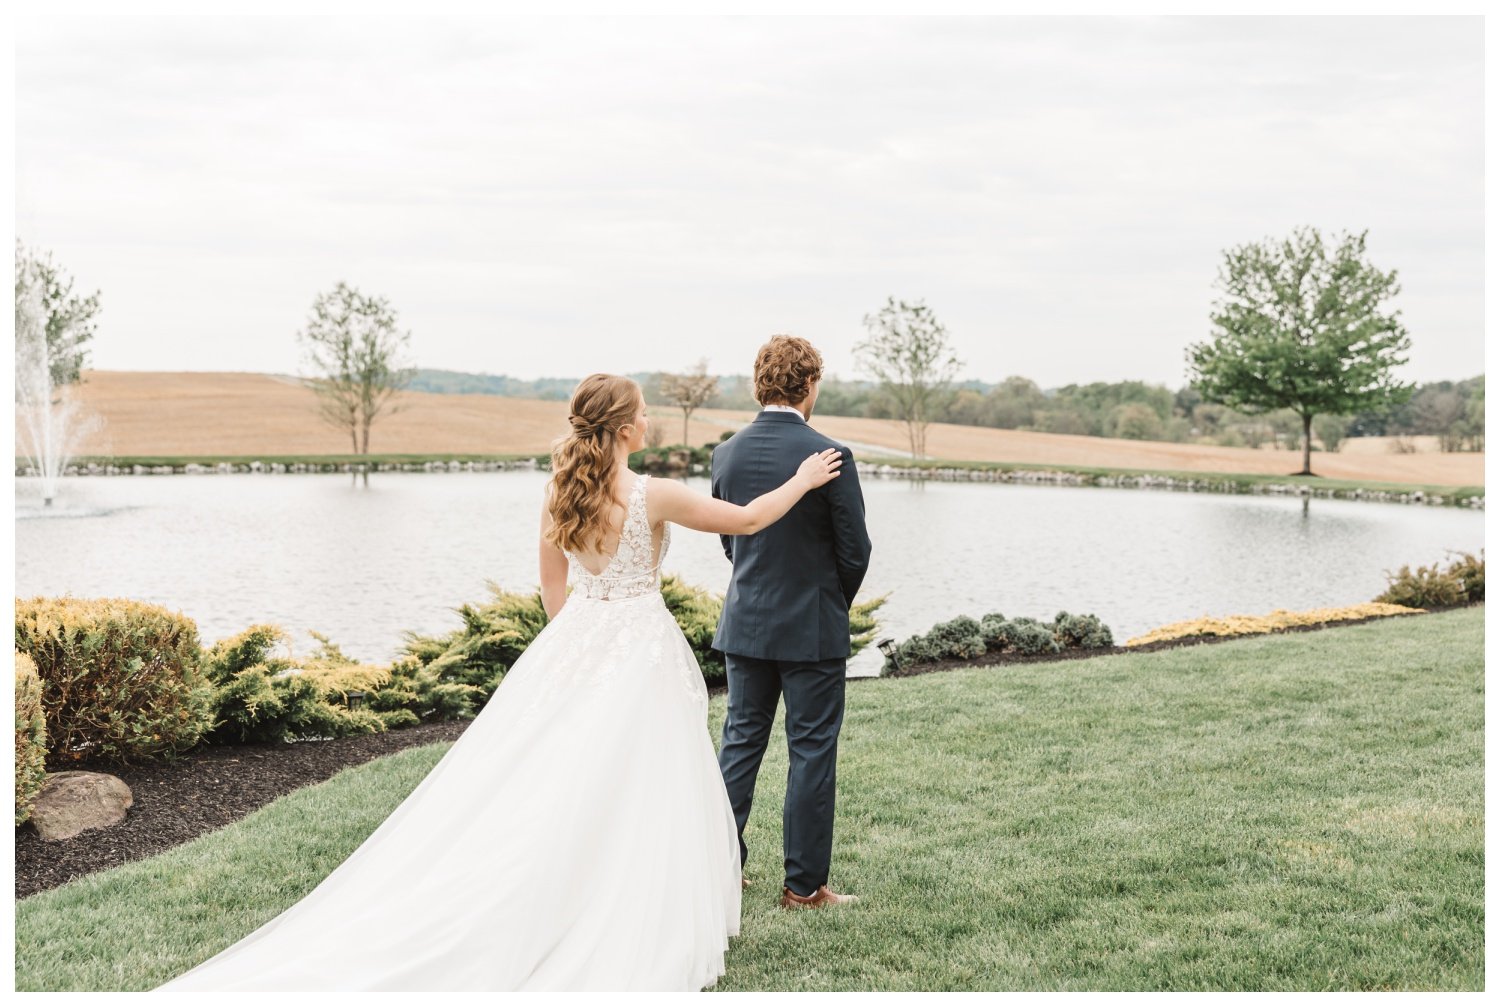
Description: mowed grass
xmin=16 ymin=607 xmax=1483 ymax=991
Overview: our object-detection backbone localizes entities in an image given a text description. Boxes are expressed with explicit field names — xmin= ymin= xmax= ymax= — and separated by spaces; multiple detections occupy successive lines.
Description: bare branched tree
xmin=854 ymin=297 xmax=962 ymax=459
xmin=659 ymin=359 xmax=719 ymax=447
xmin=297 ymin=282 xmax=416 ymax=455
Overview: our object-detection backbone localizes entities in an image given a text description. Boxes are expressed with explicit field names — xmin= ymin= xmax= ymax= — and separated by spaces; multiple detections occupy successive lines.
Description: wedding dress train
xmin=155 ymin=473 xmax=742 ymax=991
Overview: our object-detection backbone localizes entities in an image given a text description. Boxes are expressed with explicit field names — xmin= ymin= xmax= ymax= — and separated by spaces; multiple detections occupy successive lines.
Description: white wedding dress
xmin=156 ymin=473 xmax=742 ymax=991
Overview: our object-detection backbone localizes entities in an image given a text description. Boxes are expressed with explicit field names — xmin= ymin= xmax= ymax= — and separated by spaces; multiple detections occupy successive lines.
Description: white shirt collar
xmin=761 ymin=404 xmax=806 ymax=422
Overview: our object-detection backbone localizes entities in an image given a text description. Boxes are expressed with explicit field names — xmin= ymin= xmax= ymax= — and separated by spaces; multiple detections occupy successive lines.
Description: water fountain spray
xmin=14 ymin=261 xmax=101 ymax=507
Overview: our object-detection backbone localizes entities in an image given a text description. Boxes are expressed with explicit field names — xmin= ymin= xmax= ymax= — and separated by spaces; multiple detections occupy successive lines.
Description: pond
xmin=15 ymin=471 xmax=1484 ymax=677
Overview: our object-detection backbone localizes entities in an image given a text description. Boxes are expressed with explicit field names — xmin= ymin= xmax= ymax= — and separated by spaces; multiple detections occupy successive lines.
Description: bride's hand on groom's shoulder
xmin=798 ymin=448 xmax=843 ymax=490
xmin=649 ymin=447 xmax=842 ymax=537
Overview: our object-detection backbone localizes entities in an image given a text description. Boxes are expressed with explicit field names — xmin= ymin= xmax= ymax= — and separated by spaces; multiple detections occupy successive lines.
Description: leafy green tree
xmin=1187 ymin=227 xmax=1413 ymax=475
xmin=855 ymin=297 xmax=962 ymax=459
xmin=945 ymin=388 xmax=989 ymax=427
xmin=1190 ymin=402 xmax=1228 ymax=437
xmin=1111 ymin=402 xmax=1164 ymax=441
xmin=802 ymin=377 xmax=873 ymax=418
xmin=1173 ymin=384 xmax=1203 ymax=420
xmin=296 ymin=281 xmax=416 ymax=455
xmin=13 ymin=239 xmax=100 ymax=387
xmin=1460 ymin=378 xmax=1484 ymax=451
xmin=1414 ymin=387 xmax=1467 ymax=451
xmin=1035 ymin=409 xmax=1088 ymax=436
xmin=1047 ymin=381 xmax=1172 ymax=437
xmin=986 ymin=376 xmax=1047 ymax=429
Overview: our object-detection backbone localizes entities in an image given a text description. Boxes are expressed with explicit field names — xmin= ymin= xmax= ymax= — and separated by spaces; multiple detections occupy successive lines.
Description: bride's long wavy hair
xmin=545 ymin=373 xmax=643 ymax=555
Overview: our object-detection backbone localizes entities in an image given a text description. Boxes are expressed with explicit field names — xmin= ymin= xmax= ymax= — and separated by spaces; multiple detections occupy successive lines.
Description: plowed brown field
xmin=33 ymin=371 xmax=1483 ymax=488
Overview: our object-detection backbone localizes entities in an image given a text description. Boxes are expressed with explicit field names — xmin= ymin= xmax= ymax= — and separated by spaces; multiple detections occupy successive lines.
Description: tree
xmin=987 ymin=376 xmax=1047 ymax=429
xmin=944 ymin=388 xmax=984 ymax=427
xmin=1186 ymin=227 xmax=1413 ymax=476
xmin=658 ymin=360 xmax=719 ymax=446
xmin=296 ymin=282 xmax=416 ymax=455
xmin=1035 ymin=409 xmax=1088 ymax=436
xmin=1191 ymin=402 xmax=1228 ymax=437
xmin=1313 ymin=414 xmax=1349 ymax=453
xmin=1111 ymin=402 xmax=1164 ymax=441
xmin=14 ymin=239 xmax=100 ymax=388
xmin=855 ymin=297 xmax=962 ymax=459
xmin=1266 ymin=408 xmax=1306 ymax=450
xmin=1410 ymin=384 xmax=1470 ymax=452
xmin=1460 ymin=379 xmax=1485 ymax=451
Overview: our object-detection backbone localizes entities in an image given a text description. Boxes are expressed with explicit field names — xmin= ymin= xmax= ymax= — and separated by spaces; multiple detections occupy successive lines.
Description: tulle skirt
xmin=155 ymin=590 xmax=742 ymax=991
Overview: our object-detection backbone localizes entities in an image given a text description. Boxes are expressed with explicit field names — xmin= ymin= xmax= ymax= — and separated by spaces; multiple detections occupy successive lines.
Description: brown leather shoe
xmin=780 ymin=884 xmax=859 ymax=909
xmin=742 ymin=877 xmax=751 ymax=890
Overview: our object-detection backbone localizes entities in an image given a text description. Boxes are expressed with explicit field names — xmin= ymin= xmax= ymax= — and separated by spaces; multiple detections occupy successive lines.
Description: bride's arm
xmin=539 ymin=492 xmax=568 ymax=619
xmin=648 ymin=448 xmax=842 ymax=535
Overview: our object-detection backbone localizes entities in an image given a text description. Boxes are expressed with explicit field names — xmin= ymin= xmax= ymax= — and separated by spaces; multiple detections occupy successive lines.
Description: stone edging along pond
xmin=17 ymin=455 xmax=1484 ymax=509
xmin=864 ymin=463 xmax=1484 ymax=509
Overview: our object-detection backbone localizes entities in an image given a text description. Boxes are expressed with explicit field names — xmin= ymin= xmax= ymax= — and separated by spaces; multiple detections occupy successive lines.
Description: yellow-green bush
xmin=662 ymin=574 xmax=731 ymax=682
xmin=1125 ymin=602 xmax=1423 ymax=647
xmin=396 ymin=580 xmax=551 ymax=710
xmin=201 ymin=626 xmax=401 ymax=744
xmin=15 ymin=597 xmax=217 ymax=766
xmin=1447 ymin=550 xmax=1485 ymax=601
xmin=849 ymin=594 xmax=887 ymax=658
xmin=17 ymin=578 xmax=887 ymax=761
xmin=661 ymin=575 xmax=887 ymax=684
xmin=397 ymin=576 xmax=887 ymax=701
xmin=15 ymin=653 xmax=48 ymax=825
xmin=1377 ymin=550 xmax=1484 ymax=608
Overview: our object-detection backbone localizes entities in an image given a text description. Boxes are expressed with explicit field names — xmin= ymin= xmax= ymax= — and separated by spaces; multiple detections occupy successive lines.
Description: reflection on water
xmin=15 ymin=471 xmax=1484 ymax=678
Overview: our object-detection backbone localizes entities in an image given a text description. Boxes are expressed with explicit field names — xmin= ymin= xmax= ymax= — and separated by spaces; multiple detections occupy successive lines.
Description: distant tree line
xmin=406 ymin=369 xmax=580 ymax=400
xmin=747 ymin=374 xmax=1488 ymax=453
xmin=408 ymin=364 xmax=1481 ymax=454
xmin=1343 ymin=376 xmax=1484 ymax=450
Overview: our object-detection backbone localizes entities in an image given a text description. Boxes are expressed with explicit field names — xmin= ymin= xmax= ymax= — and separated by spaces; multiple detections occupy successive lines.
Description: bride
xmin=154 ymin=373 xmax=842 ymax=992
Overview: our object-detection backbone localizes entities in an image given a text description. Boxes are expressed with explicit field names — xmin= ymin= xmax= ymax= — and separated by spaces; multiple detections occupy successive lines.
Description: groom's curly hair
xmin=753 ymin=335 xmax=823 ymax=406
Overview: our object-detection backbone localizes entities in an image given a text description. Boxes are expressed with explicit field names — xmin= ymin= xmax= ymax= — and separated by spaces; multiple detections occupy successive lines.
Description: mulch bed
xmin=16 ymin=720 xmax=470 ymax=900
xmin=15 ymin=601 xmax=1480 ymax=901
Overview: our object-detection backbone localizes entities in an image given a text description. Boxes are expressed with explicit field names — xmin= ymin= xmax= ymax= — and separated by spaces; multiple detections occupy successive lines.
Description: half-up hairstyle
xmin=545 ymin=373 xmax=643 ymax=554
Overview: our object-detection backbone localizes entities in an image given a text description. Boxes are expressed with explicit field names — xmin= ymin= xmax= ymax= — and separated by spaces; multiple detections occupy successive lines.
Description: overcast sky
xmin=14 ymin=15 xmax=1484 ymax=389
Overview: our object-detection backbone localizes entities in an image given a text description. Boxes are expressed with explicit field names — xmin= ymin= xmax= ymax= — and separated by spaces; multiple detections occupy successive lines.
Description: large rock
xmin=27 ymin=771 xmax=134 ymax=841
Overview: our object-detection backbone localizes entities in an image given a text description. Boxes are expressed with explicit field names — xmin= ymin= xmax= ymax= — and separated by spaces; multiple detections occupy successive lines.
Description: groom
xmin=711 ymin=334 xmax=873 ymax=910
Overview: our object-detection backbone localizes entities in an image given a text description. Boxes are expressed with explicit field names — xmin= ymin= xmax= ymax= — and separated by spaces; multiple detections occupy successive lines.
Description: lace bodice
xmin=565 ymin=473 xmax=670 ymax=601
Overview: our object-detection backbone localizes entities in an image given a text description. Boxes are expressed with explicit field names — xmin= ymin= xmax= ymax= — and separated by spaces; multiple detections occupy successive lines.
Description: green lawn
xmin=16 ymin=607 xmax=1484 ymax=991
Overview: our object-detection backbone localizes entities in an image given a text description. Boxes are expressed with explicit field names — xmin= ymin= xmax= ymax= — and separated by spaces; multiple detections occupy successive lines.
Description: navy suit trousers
xmin=717 ymin=651 xmax=847 ymax=897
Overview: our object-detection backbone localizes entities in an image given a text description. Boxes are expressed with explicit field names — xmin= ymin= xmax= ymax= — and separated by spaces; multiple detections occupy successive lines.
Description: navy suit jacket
xmin=710 ymin=409 xmax=873 ymax=662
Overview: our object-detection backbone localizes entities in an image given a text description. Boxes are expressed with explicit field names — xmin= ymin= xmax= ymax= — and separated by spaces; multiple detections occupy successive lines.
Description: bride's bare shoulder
xmin=645 ymin=475 xmax=695 ymax=498
xmin=644 ymin=473 xmax=697 ymax=515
